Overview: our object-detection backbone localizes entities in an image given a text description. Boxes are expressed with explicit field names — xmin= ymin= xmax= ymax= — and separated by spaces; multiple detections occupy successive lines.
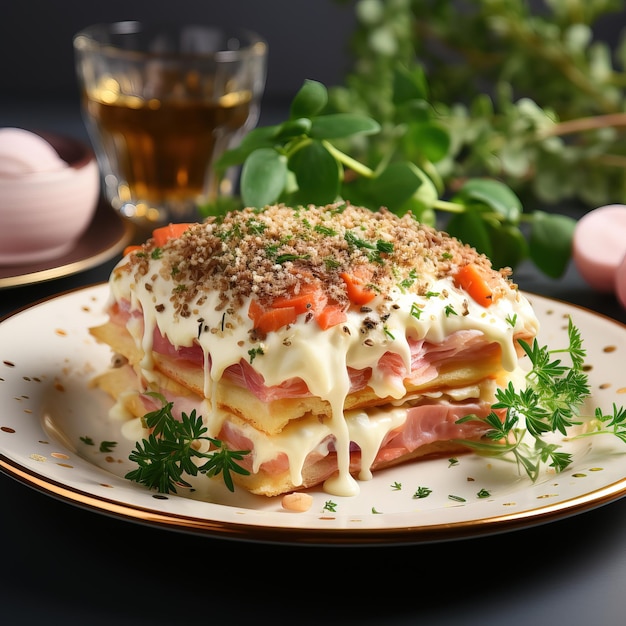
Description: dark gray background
xmin=3 ymin=6 xmax=626 ymax=626
xmin=0 ymin=0 xmax=357 ymax=106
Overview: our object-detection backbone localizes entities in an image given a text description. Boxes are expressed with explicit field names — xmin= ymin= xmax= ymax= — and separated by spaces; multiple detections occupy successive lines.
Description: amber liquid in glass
xmin=84 ymin=89 xmax=252 ymax=207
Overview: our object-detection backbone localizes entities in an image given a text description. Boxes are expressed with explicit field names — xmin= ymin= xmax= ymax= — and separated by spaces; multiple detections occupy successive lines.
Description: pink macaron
xmin=572 ymin=204 xmax=626 ymax=293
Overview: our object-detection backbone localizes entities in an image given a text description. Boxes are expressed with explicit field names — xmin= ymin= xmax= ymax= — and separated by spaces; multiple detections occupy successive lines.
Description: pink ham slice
xmin=213 ymin=398 xmax=498 ymax=478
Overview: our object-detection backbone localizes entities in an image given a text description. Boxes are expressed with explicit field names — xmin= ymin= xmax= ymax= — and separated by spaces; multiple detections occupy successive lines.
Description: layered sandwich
xmin=90 ymin=202 xmax=539 ymax=497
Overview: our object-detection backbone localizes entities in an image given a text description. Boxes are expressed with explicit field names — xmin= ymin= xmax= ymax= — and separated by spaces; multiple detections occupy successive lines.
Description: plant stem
xmin=323 ymin=141 xmax=375 ymax=178
xmin=539 ymin=112 xmax=626 ymax=138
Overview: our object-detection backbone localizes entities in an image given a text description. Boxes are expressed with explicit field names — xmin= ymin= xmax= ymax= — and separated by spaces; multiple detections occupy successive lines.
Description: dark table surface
xmin=2 ymin=101 xmax=626 ymax=626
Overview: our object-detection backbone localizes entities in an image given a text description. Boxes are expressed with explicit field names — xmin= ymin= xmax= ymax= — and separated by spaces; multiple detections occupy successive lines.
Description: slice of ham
xmin=150 ymin=323 xmax=497 ymax=402
xmin=215 ymin=397 xmax=499 ymax=478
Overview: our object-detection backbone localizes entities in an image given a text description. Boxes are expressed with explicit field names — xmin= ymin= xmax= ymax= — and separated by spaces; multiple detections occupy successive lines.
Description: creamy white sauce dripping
xmin=110 ymin=260 xmax=539 ymax=497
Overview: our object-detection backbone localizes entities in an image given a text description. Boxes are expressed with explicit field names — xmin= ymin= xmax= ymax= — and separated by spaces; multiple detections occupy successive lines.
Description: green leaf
xmin=288 ymin=140 xmax=341 ymax=205
xmin=274 ymin=118 xmax=312 ymax=140
xmin=240 ymin=148 xmax=288 ymax=208
xmin=214 ymin=125 xmax=278 ymax=171
xmin=198 ymin=195 xmax=243 ymax=219
xmin=486 ymin=222 xmax=529 ymax=269
xmin=528 ymin=210 xmax=576 ymax=278
xmin=393 ymin=63 xmax=429 ymax=104
xmin=445 ymin=209 xmax=493 ymax=258
xmin=397 ymin=196 xmax=437 ymax=226
xmin=310 ymin=114 xmax=381 ymax=140
xmin=366 ymin=161 xmax=423 ymax=212
xmin=290 ymin=79 xmax=328 ymax=119
xmin=454 ymin=178 xmax=522 ymax=223
xmin=403 ymin=122 xmax=451 ymax=163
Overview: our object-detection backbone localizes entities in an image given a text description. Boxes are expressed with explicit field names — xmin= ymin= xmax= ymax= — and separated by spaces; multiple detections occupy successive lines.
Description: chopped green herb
xmin=413 ymin=486 xmax=432 ymax=499
xmin=323 ymin=500 xmax=338 ymax=512
xmin=314 ymin=224 xmax=337 ymax=236
xmin=391 ymin=481 xmax=402 ymax=490
xmin=125 ymin=393 xmax=250 ymax=494
xmin=246 ymin=218 xmax=267 ymax=235
xmin=248 ymin=346 xmax=264 ymax=363
xmin=275 ymin=253 xmax=311 ymax=264
xmin=477 ymin=488 xmax=491 ymax=498
xmin=383 ymin=325 xmax=395 ymax=340
xmin=99 ymin=441 xmax=117 ymax=453
xmin=506 ymin=313 xmax=518 ymax=327
xmin=410 ymin=302 xmax=423 ymax=319
xmin=448 ymin=494 xmax=466 ymax=502
xmin=80 ymin=436 xmax=94 ymax=446
xmin=399 ymin=269 xmax=418 ymax=291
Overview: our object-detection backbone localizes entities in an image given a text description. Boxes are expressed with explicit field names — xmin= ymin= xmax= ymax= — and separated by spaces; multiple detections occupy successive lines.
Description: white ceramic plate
xmin=1 ymin=285 xmax=626 ymax=545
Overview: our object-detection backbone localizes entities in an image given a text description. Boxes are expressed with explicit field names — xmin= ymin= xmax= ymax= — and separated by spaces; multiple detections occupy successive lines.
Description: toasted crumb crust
xmin=115 ymin=202 xmax=513 ymax=321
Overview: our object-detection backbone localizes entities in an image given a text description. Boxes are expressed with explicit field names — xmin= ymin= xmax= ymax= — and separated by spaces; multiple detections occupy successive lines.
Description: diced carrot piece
xmin=340 ymin=271 xmax=376 ymax=305
xmin=272 ymin=282 xmax=326 ymax=315
xmin=248 ymin=300 xmax=298 ymax=333
xmin=248 ymin=299 xmax=265 ymax=325
xmin=123 ymin=245 xmax=143 ymax=257
xmin=454 ymin=263 xmax=495 ymax=307
xmin=315 ymin=303 xmax=348 ymax=330
xmin=152 ymin=223 xmax=193 ymax=247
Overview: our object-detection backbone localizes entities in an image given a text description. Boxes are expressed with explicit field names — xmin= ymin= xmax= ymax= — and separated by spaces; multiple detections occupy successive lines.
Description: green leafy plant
xmin=126 ymin=393 xmax=250 ymax=494
xmin=207 ymin=79 xmax=576 ymax=278
xmin=332 ymin=0 xmax=626 ymax=205
xmin=456 ymin=317 xmax=626 ymax=481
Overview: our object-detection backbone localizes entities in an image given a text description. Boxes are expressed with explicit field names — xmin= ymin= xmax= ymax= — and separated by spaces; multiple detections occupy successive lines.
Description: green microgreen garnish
xmin=454 ymin=317 xmax=608 ymax=481
xmin=576 ymin=404 xmax=626 ymax=443
xmin=125 ymin=394 xmax=250 ymax=494
xmin=391 ymin=481 xmax=402 ymax=490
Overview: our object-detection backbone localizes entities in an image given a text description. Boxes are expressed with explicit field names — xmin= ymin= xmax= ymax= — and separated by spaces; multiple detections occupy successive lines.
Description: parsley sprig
xmin=456 ymin=318 xmax=623 ymax=481
xmin=126 ymin=394 xmax=250 ymax=494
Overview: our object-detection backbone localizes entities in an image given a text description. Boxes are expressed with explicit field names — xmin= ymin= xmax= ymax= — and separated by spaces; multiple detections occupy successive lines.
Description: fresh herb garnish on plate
xmin=456 ymin=317 xmax=625 ymax=481
xmin=126 ymin=320 xmax=625 ymax=496
xmin=125 ymin=393 xmax=250 ymax=494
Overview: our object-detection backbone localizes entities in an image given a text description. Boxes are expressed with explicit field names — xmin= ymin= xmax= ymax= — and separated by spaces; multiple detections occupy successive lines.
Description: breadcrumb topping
xmin=115 ymin=202 xmax=513 ymax=319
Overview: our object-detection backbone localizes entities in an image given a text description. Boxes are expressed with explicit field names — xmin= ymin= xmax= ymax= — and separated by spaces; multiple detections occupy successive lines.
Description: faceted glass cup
xmin=73 ymin=21 xmax=268 ymax=227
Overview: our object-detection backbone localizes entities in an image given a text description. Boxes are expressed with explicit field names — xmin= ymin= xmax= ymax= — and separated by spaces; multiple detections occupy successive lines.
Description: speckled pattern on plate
xmin=1 ymin=285 xmax=625 ymax=545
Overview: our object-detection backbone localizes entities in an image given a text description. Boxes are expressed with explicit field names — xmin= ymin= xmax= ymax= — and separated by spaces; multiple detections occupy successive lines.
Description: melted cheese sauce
xmin=110 ymin=260 xmax=539 ymax=496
